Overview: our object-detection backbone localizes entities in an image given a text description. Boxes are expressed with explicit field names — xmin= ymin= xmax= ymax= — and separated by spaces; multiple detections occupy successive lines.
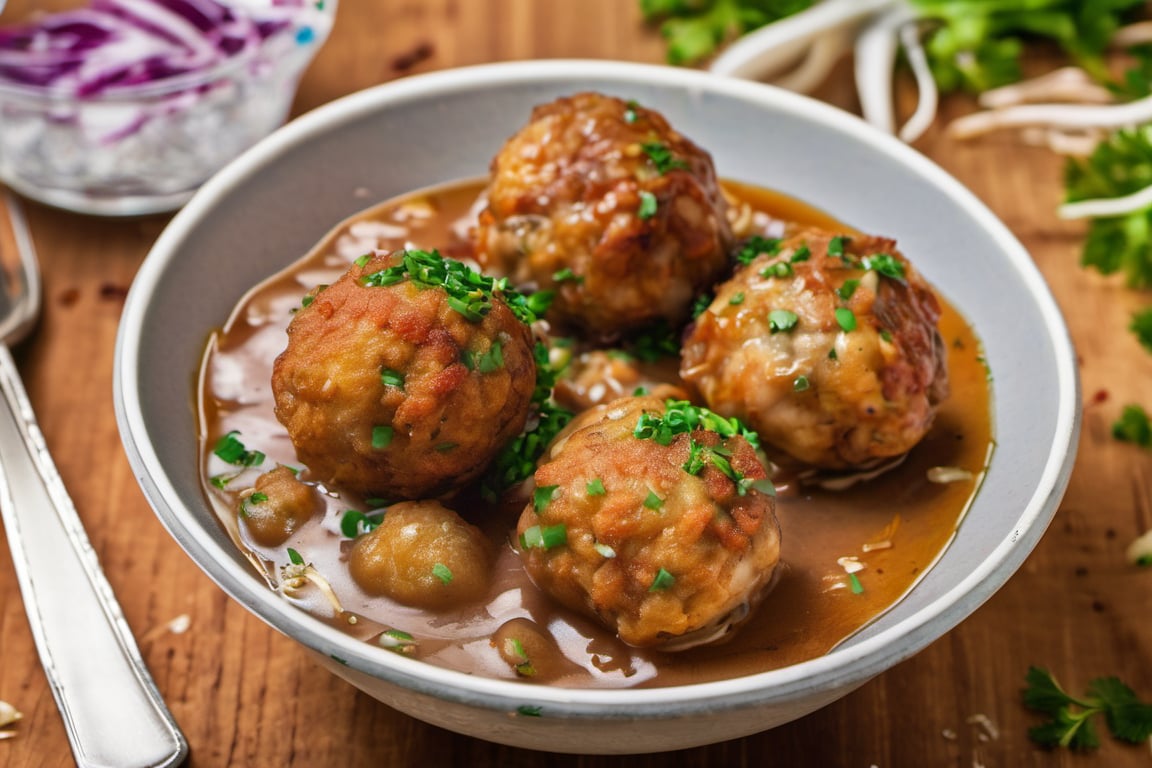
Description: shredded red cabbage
xmin=0 ymin=0 xmax=318 ymax=96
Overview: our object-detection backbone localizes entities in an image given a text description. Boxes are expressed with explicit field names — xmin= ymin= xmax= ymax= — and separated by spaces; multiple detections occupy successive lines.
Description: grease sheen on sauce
xmin=198 ymin=178 xmax=993 ymax=689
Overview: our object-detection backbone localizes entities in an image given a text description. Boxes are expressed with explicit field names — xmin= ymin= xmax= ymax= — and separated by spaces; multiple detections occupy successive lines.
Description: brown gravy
xmin=198 ymin=179 xmax=993 ymax=689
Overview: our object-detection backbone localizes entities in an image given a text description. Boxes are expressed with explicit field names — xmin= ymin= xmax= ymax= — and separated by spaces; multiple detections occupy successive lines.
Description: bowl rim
xmin=114 ymin=58 xmax=1080 ymax=717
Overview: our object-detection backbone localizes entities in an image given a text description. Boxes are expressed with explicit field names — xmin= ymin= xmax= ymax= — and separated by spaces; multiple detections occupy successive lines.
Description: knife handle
xmin=0 ymin=343 xmax=188 ymax=768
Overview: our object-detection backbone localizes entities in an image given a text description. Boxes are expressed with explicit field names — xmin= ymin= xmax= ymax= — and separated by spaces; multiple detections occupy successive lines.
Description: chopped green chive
xmin=380 ymin=368 xmax=405 ymax=389
xmin=641 ymin=141 xmax=688 ymax=174
xmin=837 ymin=279 xmax=859 ymax=300
xmin=623 ymin=99 xmax=641 ymax=124
xmin=760 ymin=261 xmax=793 ymax=279
xmin=638 ymin=190 xmax=658 ymax=219
xmin=353 ymin=254 xmax=371 ymax=268
xmin=835 ymin=307 xmax=857 ymax=332
xmin=643 ymin=489 xmax=664 ymax=510
xmin=552 ymin=267 xmax=584 ymax=284
xmin=793 ymin=375 xmax=810 ymax=392
xmin=431 ymin=563 xmax=453 ymax=584
xmin=790 ymin=244 xmax=811 ymax=263
xmin=213 ymin=431 xmax=265 ymax=467
xmin=828 ymin=347 xmax=839 ymax=360
xmin=736 ymin=235 xmax=781 ymax=265
xmin=239 ymin=491 xmax=268 ymax=517
xmin=478 ymin=340 xmax=504 ymax=373
xmin=861 ymin=253 xmax=906 ymax=280
xmin=516 ymin=705 xmax=542 ymax=717
xmin=728 ymin=292 xmax=745 ymax=305
xmin=848 ymin=572 xmax=864 ymax=594
xmin=434 ymin=442 xmax=458 ymax=453
xmin=339 ymin=509 xmax=384 ymax=538
xmin=586 ymin=478 xmax=606 ymax=496
xmin=371 ymin=425 xmax=394 ymax=449
xmin=827 ymin=235 xmax=851 ymax=258
xmin=378 ymin=628 xmax=418 ymax=654
xmin=649 ymin=567 xmax=675 ymax=591
xmin=879 ymin=329 xmax=893 ymax=343
xmin=358 ymin=248 xmax=547 ymax=326
xmin=633 ymin=399 xmax=761 ymax=450
xmin=520 ymin=523 xmax=568 ymax=550
xmin=768 ymin=309 xmax=799 ymax=333
xmin=533 ymin=484 xmax=559 ymax=513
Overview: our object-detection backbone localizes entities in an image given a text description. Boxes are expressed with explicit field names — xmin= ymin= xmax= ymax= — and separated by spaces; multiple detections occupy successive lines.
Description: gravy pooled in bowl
xmin=198 ymin=93 xmax=992 ymax=688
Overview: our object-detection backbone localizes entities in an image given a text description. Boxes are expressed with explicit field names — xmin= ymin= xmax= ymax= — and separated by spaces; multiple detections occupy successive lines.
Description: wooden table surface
xmin=1 ymin=2 xmax=1150 ymax=766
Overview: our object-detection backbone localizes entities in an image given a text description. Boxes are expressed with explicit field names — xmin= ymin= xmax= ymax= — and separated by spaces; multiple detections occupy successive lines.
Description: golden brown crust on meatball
xmin=271 ymin=249 xmax=536 ymax=499
xmin=681 ymin=229 xmax=949 ymax=471
xmin=240 ymin=465 xmax=321 ymax=547
xmin=516 ymin=396 xmax=780 ymax=648
xmin=348 ymin=500 xmax=492 ymax=609
xmin=473 ymin=92 xmax=733 ymax=340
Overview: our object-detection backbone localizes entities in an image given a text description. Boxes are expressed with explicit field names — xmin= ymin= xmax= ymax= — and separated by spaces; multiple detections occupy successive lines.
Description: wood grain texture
xmin=1 ymin=2 xmax=1150 ymax=766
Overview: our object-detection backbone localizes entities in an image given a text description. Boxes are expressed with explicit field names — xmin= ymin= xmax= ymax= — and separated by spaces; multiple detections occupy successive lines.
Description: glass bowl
xmin=0 ymin=0 xmax=335 ymax=216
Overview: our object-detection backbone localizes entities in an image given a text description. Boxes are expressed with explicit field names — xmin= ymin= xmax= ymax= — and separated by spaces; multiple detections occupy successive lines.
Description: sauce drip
xmin=198 ymin=178 xmax=993 ymax=689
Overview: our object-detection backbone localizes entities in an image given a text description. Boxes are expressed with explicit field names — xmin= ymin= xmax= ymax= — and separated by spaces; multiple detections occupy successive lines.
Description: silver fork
xmin=0 ymin=192 xmax=187 ymax=767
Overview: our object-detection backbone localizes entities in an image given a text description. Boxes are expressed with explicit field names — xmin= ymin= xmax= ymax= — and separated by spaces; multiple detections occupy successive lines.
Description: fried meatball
xmin=681 ymin=229 xmax=949 ymax=471
xmin=348 ymin=500 xmax=492 ymax=609
xmin=473 ymin=92 xmax=733 ymax=340
xmin=272 ymin=249 xmax=536 ymax=499
xmin=516 ymin=396 xmax=780 ymax=649
xmin=240 ymin=465 xmax=321 ymax=547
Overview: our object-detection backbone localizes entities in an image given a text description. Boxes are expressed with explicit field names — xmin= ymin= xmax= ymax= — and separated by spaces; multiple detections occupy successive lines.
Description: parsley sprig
xmin=640 ymin=0 xmax=815 ymax=66
xmin=1023 ymin=666 xmax=1152 ymax=750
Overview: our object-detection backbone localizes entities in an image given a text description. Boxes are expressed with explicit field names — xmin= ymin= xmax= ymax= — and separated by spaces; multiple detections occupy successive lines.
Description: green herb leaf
xmin=835 ymin=307 xmax=857 ymax=332
xmin=648 ymin=567 xmax=676 ymax=591
xmin=371 ymin=425 xmax=394 ymax=450
xmin=1112 ymin=404 xmax=1152 ymax=447
xmin=519 ymin=523 xmax=568 ymax=550
xmin=431 ymin=563 xmax=453 ymax=584
xmin=287 ymin=548 xmax=304 ymax=565
xmin=641 ymin=0 xmax=816 ymax=66
xmin=533 ymin=484 xmax=559 ymax=513
xmin=586 ymin=478 xmax=606 ymax=496
xmin=736 ymin=234 xmax=781 ymax=265
xmin=638 ymin=190 xmax=659 ymax=219
xmin=643 ymin=489 xmax=664 ymax=510
xmin=861 ymin=253 xmax=906 ymax=280
xmin=768 ymin=309 xmax=799 ymax=333
xmin=1022 ymin=666 xmax=1152 ymax=750
xmin=213 ymin=431 xmax=265 ymax=467
xmin=641 ymin=141 xmax=688 ymax=174
xmin=380 ymin=368 xmax=405 ymax=389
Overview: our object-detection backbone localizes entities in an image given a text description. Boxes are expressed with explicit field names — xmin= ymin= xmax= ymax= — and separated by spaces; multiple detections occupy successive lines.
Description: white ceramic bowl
xmin=113 ymin=60 xmax=1080 ymax=754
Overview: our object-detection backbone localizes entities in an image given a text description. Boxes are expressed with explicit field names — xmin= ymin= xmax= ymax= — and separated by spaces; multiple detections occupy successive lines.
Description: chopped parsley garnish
xmin=625 ymin=320 xmax=680 ymax=362
xmin=735 ymin=235 xmax=781 ymax=265
xmin=287 ymin=548 xmax=304 ymax=565
xmin=533 ymin=484 xmax=559 ymax=513
xmin=637 ymin=190 xmax=659 ymax=220
xmin=641 ymin=0 xmax=815 ymax=66
xmin=1112 ymin=404 xmax=1152 ymax=447
xmin=478 ymin=340 xmax=504 ymax=373
xmin=239 ymin=491 xmax=268 ymax=517
xmin=760 ymin=261 xmax=793 ymax=279
xmin=623 ymin=99 xmax=641 ymax=124
xmin=431 ymin=563 xmax=453 ymax=584
xmin=481 ymin=401 xmax=574 ymax=500
xmin=641 ymin=141 xmax=688 ymax=174
xmin=861 ymin=253 xmax=906 ymax=280
xmin=634 ymin=399 xmax=761 ymax=450
xmin=768 ymin=309 xmax=799 ymax=333
xmin=648 ymin=567 xmax=675 ymax=591
xmin=339 ymin=509 xmax=384 ymax=538
xmin=520 ymin=523 xmax=568 ymax=550
xmin=793 ymin=375 xmax=810 ymax=392
xmin=789 ymin=243 xmax=811 ymax=263
xmin=827 ymin=235 xmax=852 ymax=258
xmin=358 ymin=248 xmax=549 ymax=325
xmin=691 ymin=292 xmax=714 ymax=318
xmin=371 ymin=425 xmax=394 ymax=450
xmin=1023 ymin=666 xmax=1152 ymax=750
xmin=834 ymin=307 xmax=857 ymax=332
xmin=552 ymin=267 xmax=583 ymax=284
xmin=213 ymin=431 xmax=265 ymax=467
xmin=837 ymin=279 xmax=859 ymax=300
xmin=586 ymin=478 xmax=606 ymax=496
xmin=380 ymin=368 xmax=405 ymax=389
